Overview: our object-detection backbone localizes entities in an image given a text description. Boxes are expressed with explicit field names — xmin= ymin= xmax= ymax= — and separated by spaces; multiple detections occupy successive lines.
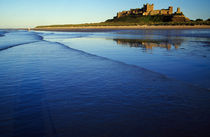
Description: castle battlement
xmin=117 ymin=3 xmax=181 ymax=18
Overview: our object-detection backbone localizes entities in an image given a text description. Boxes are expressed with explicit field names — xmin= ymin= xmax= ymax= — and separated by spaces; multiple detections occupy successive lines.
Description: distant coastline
xmin=33 ymin=3 xmax=210 ymax=31
xmin=33 ymin=25 xmax=210 ymax=32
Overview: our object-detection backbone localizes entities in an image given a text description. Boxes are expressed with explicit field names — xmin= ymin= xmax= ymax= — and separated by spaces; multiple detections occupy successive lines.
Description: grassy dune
xmin=35 ymin=15 xmax=210 ymax=28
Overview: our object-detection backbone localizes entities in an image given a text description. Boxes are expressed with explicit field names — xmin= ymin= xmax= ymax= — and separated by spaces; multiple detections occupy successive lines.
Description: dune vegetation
xmin=35 ymin=16 xmax=210 ymax=28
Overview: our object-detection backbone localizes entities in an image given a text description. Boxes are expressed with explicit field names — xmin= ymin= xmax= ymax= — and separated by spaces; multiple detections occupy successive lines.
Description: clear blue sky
xmin=0 ymin=0 xmax=210 ymax=28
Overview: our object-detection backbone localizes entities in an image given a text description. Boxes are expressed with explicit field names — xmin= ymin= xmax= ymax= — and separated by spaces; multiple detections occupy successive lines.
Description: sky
xmin=0 ymin=0 xmax=210 ymax=28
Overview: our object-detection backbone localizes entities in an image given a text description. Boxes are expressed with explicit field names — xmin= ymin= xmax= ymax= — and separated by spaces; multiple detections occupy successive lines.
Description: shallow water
xmin=43 ymin=29 xmax=210 ymax=89
xmin=0 ymin=29 xmax=210 ymax=137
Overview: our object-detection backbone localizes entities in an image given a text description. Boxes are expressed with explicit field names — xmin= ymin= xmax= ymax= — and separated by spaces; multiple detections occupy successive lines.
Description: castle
xmin=117 ymin=3 xmax=182 ymax=18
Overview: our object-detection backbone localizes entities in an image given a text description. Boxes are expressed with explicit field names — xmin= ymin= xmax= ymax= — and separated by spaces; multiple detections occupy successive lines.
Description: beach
xmin=1 ymin=0 xmax=210 ymax=136
xmin=33 ymin=25 xmax=210 ymax=31
xmin=1 ymin=29 xmax=210 ymax=137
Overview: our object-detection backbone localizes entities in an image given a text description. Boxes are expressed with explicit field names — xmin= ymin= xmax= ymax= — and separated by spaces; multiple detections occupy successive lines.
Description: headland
xmin=34 ymin=3 xmax=210 ymax=31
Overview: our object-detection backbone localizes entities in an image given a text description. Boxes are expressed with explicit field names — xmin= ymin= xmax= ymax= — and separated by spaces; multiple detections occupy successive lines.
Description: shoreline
xmin=33 ymin=25 xmax=210 ymax=32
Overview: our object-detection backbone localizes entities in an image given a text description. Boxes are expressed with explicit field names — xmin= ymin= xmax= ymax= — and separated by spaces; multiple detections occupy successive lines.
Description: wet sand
xmin=33 ymin=25 xmax=210 ymax=32
xmin=1 ymin=30 xmax=210 ymax=137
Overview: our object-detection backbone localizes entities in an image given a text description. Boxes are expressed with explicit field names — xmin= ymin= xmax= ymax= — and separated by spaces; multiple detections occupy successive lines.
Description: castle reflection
xmin=113 ymin=39 xmax=183 ymax=50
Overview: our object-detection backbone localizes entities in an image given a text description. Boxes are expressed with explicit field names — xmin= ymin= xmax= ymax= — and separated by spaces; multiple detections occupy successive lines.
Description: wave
xmin=44 ymin=40 xmax=210 ymax=91
xmin=0 ymin=41 xmax=40 ymax=51
xmin=0 ymin=30 xmax=9 ymax=37
xmin=41 ymin=31 xmax=210 ymax=91
xmin=0 ymin=31 xmax=43 ymax=51
xmin=45 ymin=40 xmax=169 ymax=77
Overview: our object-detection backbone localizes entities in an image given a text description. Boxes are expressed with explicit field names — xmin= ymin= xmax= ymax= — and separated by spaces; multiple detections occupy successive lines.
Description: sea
xmin=0 ymin=29 xmax=210 ymax=137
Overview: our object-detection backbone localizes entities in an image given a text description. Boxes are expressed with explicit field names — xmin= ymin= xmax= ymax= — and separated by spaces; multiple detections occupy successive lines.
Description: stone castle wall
xmin=115 ymin=3 xmax=190 ymax=22
xmin=117 ymin=3 xmax=176 ymax=18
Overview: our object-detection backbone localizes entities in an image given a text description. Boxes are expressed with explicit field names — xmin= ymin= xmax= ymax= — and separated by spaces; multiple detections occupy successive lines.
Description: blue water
xmin=43 ymin=29 xmax=210 ymax=89
xmin=0 ymin=29 xmax=210 ymax=137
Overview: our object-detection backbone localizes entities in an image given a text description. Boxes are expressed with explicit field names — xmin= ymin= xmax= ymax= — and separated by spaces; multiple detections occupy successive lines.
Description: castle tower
xmin=146 ymin=3 xmax=154 ymax=12
xmin=143 ymin=3 xmax=154 ymax=12
xmin=176 ymin=8 xmax=181 ymax=14
xmin=169 ymin=6 xmax=173 ymax=14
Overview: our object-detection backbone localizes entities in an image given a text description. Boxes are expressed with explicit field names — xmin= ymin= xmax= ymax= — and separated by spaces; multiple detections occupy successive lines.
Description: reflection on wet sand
xmin=113 ymin=39 xmax=184 ymax=50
